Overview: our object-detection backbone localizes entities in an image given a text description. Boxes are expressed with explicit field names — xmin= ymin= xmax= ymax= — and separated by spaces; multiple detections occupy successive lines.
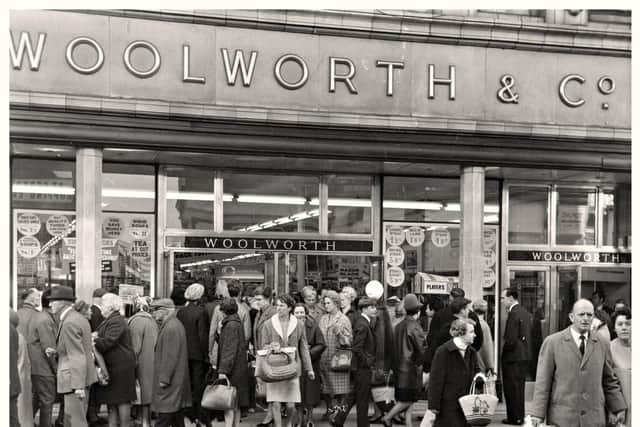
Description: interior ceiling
xmin=11 ymin=142 xmax=631 ymax=185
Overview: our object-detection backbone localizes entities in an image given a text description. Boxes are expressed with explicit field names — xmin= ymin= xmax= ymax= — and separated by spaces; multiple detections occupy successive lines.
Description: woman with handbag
xmin=427 ymin=318 xmax=481 ymax=427
xmin=92 ymin=293 xmax=137 ymax=427
xmin=260 ymin=295 xmax=315 ymax=427
xmin=216 ymin=297 xmax=250 ymax=427
xmin=128 ymin=296 xmax=158 ymax=427
xmin=293 ymin=303 xmax=327 ymax=427
xmin=318 ymin=290 xmax=353 ymax=420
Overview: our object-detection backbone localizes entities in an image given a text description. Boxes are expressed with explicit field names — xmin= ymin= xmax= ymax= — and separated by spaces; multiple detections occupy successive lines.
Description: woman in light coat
xmin=128 ymin=297 xmax=158 ymax=427
xmin=260 ymin=294 xmax=314 ymax=427
xmin=610 ymin=308 xmax=631 ymax=426
xmin=318 ymin=290 xmax=353 ymax=418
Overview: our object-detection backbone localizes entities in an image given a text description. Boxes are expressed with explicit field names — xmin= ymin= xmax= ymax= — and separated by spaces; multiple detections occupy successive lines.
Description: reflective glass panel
xmin=602 ymin=185 xmax=631 ymax=248
xmin=166 ymin=167 xmax=215 ymax=229
xmin=508 ymin=186 xmax=548 ymax=244
xmin=556 ymin=188 xmax=596 ymax=245
xmin=12 ymin=158 xmax=75 ymax=210
xmin=328 ymin=175 xmax=372 ymax=234
xmin=103 ymin=163 xmax=155 ymax=213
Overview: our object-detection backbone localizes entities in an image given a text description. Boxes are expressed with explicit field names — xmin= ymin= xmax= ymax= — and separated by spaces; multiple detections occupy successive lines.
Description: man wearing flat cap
xmin=150 ymin=298 xmax=192 ymax=427
xmin=176 ymin=283 xmax=210 ymax=426
xmin=49 ymin=286 xmax=98 ymax=427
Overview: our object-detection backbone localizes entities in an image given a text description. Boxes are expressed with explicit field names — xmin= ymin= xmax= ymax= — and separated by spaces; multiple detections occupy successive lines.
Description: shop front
xmin=10 ymin=9 xmax=630 ymax=350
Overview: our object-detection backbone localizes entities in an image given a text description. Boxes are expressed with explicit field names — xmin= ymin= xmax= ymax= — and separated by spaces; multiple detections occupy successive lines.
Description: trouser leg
xmin=32 ymin=375 xmax=56 ymax=427
xmin=64 ymin=390 xmax=89 ymax=427
xmin=354 ymin=369 xmax=372 ymax=427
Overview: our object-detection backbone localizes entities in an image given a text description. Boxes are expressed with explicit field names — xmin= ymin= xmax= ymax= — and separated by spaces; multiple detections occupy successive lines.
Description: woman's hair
xmin=101 ymin=293 xmax=123 ymax=314
xmin=253 ymin=286 xmax=273 ymax=299
xmin=220 ymin=297 xmax=238 ymax=315
xmin=612 ymin=307 xmax=632 ymax=325
xmin=323 ymin=290 xmax=341 ymax=308
xmin=294 ymin=302 xmax=309 ymax=315
xmin=277 ymin=294 xmax=296 ymax=310
xmin=73 ymin=300 xmax=91 ymax=316
xmin=134 ymin=296 xmax=150 ymax=313
xmin=449 ymin=318 xmax=475 ymax=337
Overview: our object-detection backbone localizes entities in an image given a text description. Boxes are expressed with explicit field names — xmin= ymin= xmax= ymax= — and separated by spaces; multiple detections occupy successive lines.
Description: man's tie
xmin=579 ymin=335 xmax=586 ymax=356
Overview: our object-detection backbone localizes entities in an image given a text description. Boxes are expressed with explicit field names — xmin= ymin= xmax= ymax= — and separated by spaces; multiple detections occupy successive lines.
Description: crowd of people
xmin=8 ymin=281 xmax=631 ymax=427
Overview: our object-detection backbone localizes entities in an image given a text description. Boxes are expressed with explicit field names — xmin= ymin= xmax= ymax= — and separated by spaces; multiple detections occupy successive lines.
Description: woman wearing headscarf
xmin=176 ymin=283 xmax=211 ymax=427
xmin=93 ymin=293 xmax=137 ymax=427
xmin=427 ymin=318 xmax=480 ymax=427
xmin=293 ymin=303 xmax=326 ymax=427
xmin=259 ymin=294 xmax=314 ymax=427
xmin=318 ymin=290 xmax=353 ymax=420
xmin=216 ymin=298 xmax=250 ymax=427
xmin=128 ymin=296 xmax=158 ymax=427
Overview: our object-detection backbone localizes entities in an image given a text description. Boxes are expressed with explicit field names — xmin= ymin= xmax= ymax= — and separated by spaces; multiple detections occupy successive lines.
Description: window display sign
xmin=385 ymin=246 xmax=405 ymax=266
xmin=406 ymin=226 xmax=425 ymax=247
xmin=385 ymin=225 xmax=405 ymax=246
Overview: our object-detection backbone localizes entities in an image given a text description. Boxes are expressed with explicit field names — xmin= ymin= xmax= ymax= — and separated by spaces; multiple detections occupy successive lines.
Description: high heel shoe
xmin=256 ymin=420 xmax=274 ymax=427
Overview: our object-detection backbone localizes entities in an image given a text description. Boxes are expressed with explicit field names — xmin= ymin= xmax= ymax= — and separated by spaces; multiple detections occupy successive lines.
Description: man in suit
xmin=332 ymin=297 xmax=377 ymax=427
xmin=501 ymin=288 xmax=532 ymax=425
xmin=529 ymin=299 xmax=626 ymax=427
xmin=17 ymin=287 xmax=58 ymax=427
xmin=50 ymin=286 xmax=98 ymax=427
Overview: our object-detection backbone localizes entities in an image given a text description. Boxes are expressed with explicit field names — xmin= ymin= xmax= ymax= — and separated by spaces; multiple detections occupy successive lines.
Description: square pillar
xmin=75 ymin=148 xmax=102 ymax=303
xmin=459 ymin=166 xmax=485 ymax=303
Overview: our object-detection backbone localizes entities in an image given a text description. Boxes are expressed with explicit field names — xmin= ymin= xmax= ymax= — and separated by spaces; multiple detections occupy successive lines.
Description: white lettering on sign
xmin=131 ymin=240 xmax=150 ymax=258
xmin=329 ymin=57 xmax=358 ymax=94
xmin=376 ymin=60 xmax=405 ymax=96
xmin=221 ymin=48 xmax=258 ymax=87
xmin=183 ymin=45 xmax=205 ymax=84
xmin=386 ymin=226 xmax=405 ymax=246
xmin=10 ymin=31 xmax=46 ymax=71
xmin=103 ymin=217 xmax=123 ymax=238
xmin=428 ymin=64 xmax=456 ymax=100
xmin=406 ymin=226 xmax=425 ymax=247
xmin=386 ymin=246 xmax=405 ymax=267
xmin=66 ymin=36 xmax=104 ymax=74
xmin=274 ymin=54 xmax=309 ymax=90
xmin=431 ymin=229 xmax=451 ymax=248
xmin=124 ymin=40 xmax=161 ymax=78
xmin=129 ymin=218 xmax=150 ymax=239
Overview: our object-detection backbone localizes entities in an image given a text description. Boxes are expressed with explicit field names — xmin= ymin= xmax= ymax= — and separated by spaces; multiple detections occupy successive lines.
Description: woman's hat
xmin=184 ymin=283 xmax=205 ymax=301
xmin=403 ymin=293 xmax=423 ymax=311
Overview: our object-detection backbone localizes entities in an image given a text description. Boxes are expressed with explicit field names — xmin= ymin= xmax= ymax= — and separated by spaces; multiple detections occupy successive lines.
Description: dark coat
xmin=428 ymin=339 xmax=480 ymax=427
xmin=176 ymin=302 xmax=210 ymax=362
xmin=425 ymin=308 xmax=483 ymax=371
xmin=10 ymin=321 xmax=21 ymax=398
xmin=94 ymin=311 xmax=137 ymax=404
xmin=302 ymin=317 xmax=326 ymax=406
xmin=393 ymin=316 xmax=428 ymax=391
xmin=17 ymin=303 xmax=57 ymax=377
xmin=89 ymin=304 xmax=104 ymax=332
xmin=351 ymin=314 xmax=376 ymax=371
xmin=152 ymin=312 xmax=192 ymax=413
xmin=374 ymin=305 xmax=394 ymax=372
xmin=502 ymin=303 xmax=532 ymax=362
xmin=216 ymin=313 xmax=250 ymax=408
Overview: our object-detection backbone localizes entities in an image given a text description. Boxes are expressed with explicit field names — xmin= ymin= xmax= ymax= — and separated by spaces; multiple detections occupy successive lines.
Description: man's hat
xmin=403 ymin=293 xmax=423 ymax=311
xmin=48 ymin=286 xmax=75 ymax=301
xmin=150 ymin=298 xmax=175 ymax=309
xmin=450 ymin=287 xmax=465 ymax=298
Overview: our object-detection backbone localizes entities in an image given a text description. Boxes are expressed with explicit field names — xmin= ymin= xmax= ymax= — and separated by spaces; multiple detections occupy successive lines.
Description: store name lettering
xmin=10 ymin=31 xmax=617 ymax=108
xmin=508 ymin=250 xmax=630 ymax=264
xmin=203 ymin=238 xmax=336 ymax=252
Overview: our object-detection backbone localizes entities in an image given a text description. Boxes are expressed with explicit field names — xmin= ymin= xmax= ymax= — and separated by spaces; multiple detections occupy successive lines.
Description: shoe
xmin=256 ymin=420 xmax=274 ymax=427
xmin=392 ymin=415 xmax=405 ymax=425
xmin=502 ymin=419 xmax=523 ymax=425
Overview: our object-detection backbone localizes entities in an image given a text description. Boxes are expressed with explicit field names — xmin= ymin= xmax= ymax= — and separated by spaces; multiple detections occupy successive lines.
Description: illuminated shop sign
xmin=508 ymin=250 xmax=630 ymax=264
xmin=167 ymin=236 xmax=374 ymax=253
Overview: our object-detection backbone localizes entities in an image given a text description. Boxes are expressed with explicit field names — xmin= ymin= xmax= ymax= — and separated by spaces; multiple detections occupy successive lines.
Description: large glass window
xmin=223 ymin=173 xmax=319 ymax=232
xmin=602 ymin=185 xmax=631 ymax=247
xmin=383 ymin=177 xmax=500 ymax=223
xmin=101 ymin=163 xmax=156 ymax=294
xmin=328 ymin=175 xmax=372 ymax=234
xmin=556 ymin=187 xmax=596 ymax=245
xmin=508 ymin=186 xmax=548 ymax=244
xmin=12 ymin=158 xmax=75 ymax=210
xmin=166 ymin=167 xmax=215 ymax=230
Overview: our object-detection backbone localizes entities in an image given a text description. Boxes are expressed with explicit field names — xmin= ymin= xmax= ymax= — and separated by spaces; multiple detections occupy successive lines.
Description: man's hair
xmin=227 ymin=279 xmax=241 ymax=298
xmin=504 ymin=287 xmax=519 ymax=300
xmin=220 ymin=297 xmax=238 ymax=315
xmin=450 ymin=297 xmax=471 ymax=315
xmin=358 ymin=297 xmax=377 ymax=309
xmin=21 ymin=287 xmax=39 ymax=302
xmin=294 ymin=303 xmax=309 ymax=315
xmin=450 ymin=287 xmax=465 ymax=298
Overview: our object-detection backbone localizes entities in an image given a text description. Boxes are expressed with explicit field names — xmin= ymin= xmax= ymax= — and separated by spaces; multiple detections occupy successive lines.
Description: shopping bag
xmin=201 ymin=377 xmax=237 ymax=411
xmin=523 ymin=415 xmax=555 ymax=427
xmin=255 ymin=378 xmax=267 ymax=399
xmin=256 ymin=349 xmax=298 ymax=382
xmin=484 ymin=371 xmax=497 ymax=397
xmin=458 ymin=373 xmax=499 ymax=426
xmin=419 ymin=408 xmax=436 ymax=427
xmin=371 ymin=372 xmax=395 ymax=403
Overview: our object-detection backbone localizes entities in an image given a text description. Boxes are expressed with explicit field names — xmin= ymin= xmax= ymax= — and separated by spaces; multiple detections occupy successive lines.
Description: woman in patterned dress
xmin=318 ymin=290 xmax=353 ymax=419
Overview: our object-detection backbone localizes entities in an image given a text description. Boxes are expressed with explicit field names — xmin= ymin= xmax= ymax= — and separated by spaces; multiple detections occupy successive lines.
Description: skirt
xmin=395 ymin=387 xmax=420 ymax=403
xmin=266 ymin=376 xmax=301 ymax=403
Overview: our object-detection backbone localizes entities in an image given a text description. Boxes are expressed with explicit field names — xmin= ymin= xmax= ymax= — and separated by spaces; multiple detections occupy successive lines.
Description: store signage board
xmin=508 ymin=250 xmax=630 ymax=264
xmin=9 ymin=10 xmax=630 ymax=129
xmin=168 ymin=236 xmax=374 ymax=253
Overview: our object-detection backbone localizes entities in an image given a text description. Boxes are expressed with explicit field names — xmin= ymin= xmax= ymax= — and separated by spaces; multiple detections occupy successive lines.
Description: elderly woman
xmin=260 ymin=294 xmax=315 ymax=427
xmin=293 ymin=303 xmax=326 ymax=427
xmin=610 ymin=307 xmax=631 ymax=426
xmin=128 ymin=296 xmax=158 ymax=427
xmin=382 ymin=294 xmax=428 ymax=427
xmin=176 ymin=283 xmax=211 ymax=427
xmin=301 ymin=286 xmax=325 ymax=322
xmin=427 ymin=318 xmax=481 ymax=427
xmin=216 ymin=298 xmax=250 ymax=427
xmin=318 ymin=290 xmax=353 ymax=419
xmin=93 ymin=293 xmax=137 ymax=427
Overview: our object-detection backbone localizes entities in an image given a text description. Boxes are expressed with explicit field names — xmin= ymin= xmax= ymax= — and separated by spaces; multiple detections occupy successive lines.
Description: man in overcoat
xmin=17 ymin=288 xmax=58 ymax=427
xmin=151 ymin=298 xmax=192 ymax=427
xmin=501 ymin=287 xmax=532 ymax=425
xmin=529 ymin=299 xmax=626 ymax=427
xmin=50 ymin=286 xmax=98 ymax=427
